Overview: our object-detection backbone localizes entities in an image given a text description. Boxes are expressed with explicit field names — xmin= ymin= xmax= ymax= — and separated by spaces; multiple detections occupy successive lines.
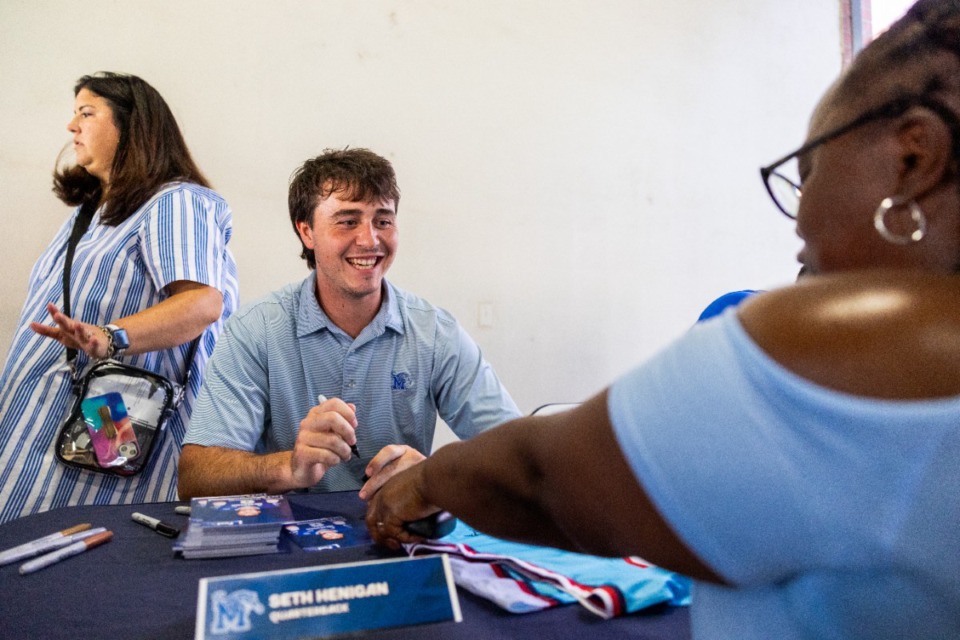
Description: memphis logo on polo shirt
xmin=391 ymin=372 xmax=412 ymax=390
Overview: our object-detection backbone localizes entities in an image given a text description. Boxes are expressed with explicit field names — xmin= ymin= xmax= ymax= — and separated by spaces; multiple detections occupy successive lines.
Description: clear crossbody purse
xmin=52 ymin=201 xmax=198 ymax=477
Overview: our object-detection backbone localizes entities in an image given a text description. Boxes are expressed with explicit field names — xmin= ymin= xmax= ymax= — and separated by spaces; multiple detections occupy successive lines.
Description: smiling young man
xmin=178 ymin=148 xmax=520 ymax=500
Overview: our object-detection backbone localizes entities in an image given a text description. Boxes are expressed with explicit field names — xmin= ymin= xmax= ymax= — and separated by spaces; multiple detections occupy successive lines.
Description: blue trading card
xmin=283 ymin=516 xmax=372 ymax=552
xmin=189 ymin=494 xmax=294 ymax=529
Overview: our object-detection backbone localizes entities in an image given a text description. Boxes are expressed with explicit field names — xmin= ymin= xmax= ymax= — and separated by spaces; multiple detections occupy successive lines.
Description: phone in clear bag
xmin=80 ymin=392 xmax=141 ymax=468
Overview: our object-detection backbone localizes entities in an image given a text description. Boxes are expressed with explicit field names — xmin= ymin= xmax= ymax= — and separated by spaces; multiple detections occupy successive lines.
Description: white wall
xmin=0 ymin=1 xmax=841 ymax=419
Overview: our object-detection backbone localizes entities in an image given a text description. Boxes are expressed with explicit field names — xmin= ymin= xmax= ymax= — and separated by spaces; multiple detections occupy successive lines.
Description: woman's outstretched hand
xmin=30 ymin=302 xmax=109 ymax=360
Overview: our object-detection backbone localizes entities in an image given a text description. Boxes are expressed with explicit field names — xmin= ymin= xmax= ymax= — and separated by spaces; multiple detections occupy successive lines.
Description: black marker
xmin=131 ymin=512 xmax=180 ymax=538
xmin=317 ymin=395 xmax=362 ymax=458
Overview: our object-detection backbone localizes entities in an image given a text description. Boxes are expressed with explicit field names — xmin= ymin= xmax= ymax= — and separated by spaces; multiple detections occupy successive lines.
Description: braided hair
xmin=836 ymin=0 xmax=960 ymax=173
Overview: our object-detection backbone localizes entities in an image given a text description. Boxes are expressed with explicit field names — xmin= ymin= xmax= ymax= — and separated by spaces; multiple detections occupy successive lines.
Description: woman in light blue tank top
xmin=367 ymin=2 xmax=960 ymax=638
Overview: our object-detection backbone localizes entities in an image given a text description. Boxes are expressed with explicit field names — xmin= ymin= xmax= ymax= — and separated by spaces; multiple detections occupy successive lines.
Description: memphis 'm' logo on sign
xmin=211 ymin=589 xmax=266 ymax=634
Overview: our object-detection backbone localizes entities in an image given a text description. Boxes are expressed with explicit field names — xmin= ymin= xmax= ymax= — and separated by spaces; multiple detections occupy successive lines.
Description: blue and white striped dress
xmin=0 ymin=182 xmax=239 ymax=523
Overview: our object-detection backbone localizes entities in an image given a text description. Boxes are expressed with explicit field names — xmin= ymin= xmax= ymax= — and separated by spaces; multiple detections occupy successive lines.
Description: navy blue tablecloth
xmin=0 ymin=492 xmax=690 ymax=639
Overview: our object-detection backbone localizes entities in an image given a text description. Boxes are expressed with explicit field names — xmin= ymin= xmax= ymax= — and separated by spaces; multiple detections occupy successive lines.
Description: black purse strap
xmin=60 ymin=201 xmax=202 ymax=389
xmin=180 ymin=336 xmax=201 ymax=389
xmin=62 ymin=201 xmax=97 ymax=367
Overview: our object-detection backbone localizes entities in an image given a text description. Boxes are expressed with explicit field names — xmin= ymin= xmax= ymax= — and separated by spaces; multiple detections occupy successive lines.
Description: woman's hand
xmin=30 ymin=281 xmax=223 ymax=362
xmin=30 ymin=302 xmax=111 ymax=360
xmin=365 ymin=463 xmax=438 ymax=550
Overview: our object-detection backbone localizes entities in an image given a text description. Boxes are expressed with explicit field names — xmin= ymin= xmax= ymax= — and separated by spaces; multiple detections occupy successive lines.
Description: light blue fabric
xmin=0 ymin=183 xmax=239 ymax=523
xmin=608 ymin=312 xmax=960 ymax=639
xmin=186 ymin=274 xmax=521 ymax=492
xmin=408 ymin=521 xmax=690 ymax=617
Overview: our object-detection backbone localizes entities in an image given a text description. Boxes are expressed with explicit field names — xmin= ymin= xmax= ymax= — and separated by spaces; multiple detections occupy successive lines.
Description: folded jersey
xmin=406 ymin=521 xmax=691 ymax=618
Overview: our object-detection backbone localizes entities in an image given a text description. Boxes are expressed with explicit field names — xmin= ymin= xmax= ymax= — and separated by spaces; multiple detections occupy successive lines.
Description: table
xmin=0 ymin=492 xmax=690 ymax=639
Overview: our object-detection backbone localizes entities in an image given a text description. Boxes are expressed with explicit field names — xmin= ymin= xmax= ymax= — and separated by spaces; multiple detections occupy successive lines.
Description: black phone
xmin=403 ymin=511 xmax=457 ymax=539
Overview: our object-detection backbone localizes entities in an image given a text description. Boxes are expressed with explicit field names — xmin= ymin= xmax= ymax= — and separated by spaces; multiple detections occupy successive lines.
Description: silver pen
xmin=0 ymin=524 xmax=101 ymax=567
xmin=19 ymin=530 xmax=113 ymax=575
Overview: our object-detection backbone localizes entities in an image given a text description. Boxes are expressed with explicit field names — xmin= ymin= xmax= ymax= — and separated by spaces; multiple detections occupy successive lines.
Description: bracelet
xmin=98 ymin=324 xmax=130 ymax=360
xmin=97 ymin=326 xmax=114 ymax=361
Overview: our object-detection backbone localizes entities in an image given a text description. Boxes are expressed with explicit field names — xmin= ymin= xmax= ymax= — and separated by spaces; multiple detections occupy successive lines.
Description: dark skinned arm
xmin=367 ymin=270 xmax=960 ymax=585
xmin=366 ymin=392 xmax=724 ymax=583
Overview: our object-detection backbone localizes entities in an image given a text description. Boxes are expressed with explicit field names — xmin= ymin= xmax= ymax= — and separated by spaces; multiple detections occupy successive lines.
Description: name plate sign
xmin=195 ymin=555 xmax=461 ymax=639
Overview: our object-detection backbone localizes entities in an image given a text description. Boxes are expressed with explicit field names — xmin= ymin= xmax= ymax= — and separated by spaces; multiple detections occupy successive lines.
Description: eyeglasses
xmin=759 ymin=94 xmax=941 ymax=219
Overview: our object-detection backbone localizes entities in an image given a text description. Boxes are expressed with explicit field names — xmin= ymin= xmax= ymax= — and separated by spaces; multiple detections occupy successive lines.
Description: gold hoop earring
xmin=873 ymin=197 xmax=927 ymax=245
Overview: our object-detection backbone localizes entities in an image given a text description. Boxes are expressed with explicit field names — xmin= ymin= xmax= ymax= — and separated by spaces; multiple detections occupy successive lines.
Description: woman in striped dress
xmin=0 ymin=72 xmax=239 ymax=523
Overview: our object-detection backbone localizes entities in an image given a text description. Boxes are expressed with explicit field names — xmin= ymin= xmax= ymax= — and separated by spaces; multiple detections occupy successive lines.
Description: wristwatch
xmin=101 ymin=324 xmax=130 ymax=360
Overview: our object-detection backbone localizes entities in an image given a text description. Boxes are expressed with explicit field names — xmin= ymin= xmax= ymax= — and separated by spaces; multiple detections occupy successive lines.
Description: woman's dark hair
xmin=838 ymin=0 xmax=960 ymax=148
xmin=52 ymin=72 xmax=211 ymax=225
xmin=288 ymin=148 xmax=401 ymax=269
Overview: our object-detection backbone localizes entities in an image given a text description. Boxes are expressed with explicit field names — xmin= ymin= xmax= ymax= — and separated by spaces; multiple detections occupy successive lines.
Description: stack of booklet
xmin=174 ymin=494 xmax=294 ymax=559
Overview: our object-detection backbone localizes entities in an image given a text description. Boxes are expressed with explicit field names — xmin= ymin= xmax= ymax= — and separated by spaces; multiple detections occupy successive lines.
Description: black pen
xmin=317 ymin=394 xmax=368 ymax=482
xmin=317 ymin=394 xmax=361 ymax=458
xmin=131 ymin=512 xmax=180 ymax=538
